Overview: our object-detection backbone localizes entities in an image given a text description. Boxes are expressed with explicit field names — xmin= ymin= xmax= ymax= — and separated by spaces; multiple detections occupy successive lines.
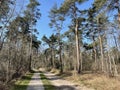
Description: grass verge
xmin=61 ymin=72 xmax=120 ymax=90
xmin=40 ymin=73 xmax=55 ymax=90
xmin=10 ymin=73 xmax=33 ymax=90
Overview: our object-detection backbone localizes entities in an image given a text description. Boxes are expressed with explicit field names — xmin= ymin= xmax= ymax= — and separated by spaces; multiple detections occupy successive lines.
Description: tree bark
xmin=99 ymin=35 xmax=104 ymax=72
xmin=112 ymin=56 xmax=118 ymax=76
xmin=75 ymin=19 xmax=80 ymax=73
xmin=59 ymin=44 xmax=63 ymax=73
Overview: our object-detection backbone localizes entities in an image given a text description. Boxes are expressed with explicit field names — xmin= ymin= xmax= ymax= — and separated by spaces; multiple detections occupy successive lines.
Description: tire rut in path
xmin=27 ymin=73 xmax=44 ymax=90
xmin=44 ymin=72 xmax=94 ymax=90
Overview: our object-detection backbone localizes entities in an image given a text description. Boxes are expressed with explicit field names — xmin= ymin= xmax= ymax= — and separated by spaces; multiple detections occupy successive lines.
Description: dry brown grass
xmin=64 ymin=73 xmax=120 ymax=90
xmin=49 ymin=69 xmax=120 ymax=90
xmin=50 ymin=68 xmax=60 ymax=74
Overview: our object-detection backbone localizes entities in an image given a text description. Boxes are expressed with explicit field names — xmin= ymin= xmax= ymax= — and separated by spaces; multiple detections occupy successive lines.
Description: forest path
xmin=44 ymin=72 xmax=94 ymax=90
xmin=27 ymin=73 xmax=44 ymax=90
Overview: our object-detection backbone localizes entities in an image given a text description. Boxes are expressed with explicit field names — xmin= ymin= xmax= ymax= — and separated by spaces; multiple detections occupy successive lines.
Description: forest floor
xmin=24 ymin=70 xmax=94 ymax=90
xmin=11 ymin=73 xmax=33 ymax=90
xmin=53 ymin=71 xmax=120 ymax=90
xmin=71 ymin=74 xmax=120 ymax=90
xmin=42 ymin=69 xmax=120 ymax=90
xmin=11 ymin=69 xmax=120 ymax=90
xmin=44 ymin=72 xmax=94 ymax=90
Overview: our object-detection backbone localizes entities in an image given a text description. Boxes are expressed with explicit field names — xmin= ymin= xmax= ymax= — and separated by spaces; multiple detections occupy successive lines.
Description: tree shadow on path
xmin=56 ymin=85 xmax=76 ymax=90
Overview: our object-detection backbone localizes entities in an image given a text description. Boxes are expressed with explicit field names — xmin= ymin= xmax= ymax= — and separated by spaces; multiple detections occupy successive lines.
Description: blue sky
xmin=14 ymin=0 xmax=118 ymax=48
xmin=36 ymin=0 xmax=94 ymax=40
xmin=37 ymin=0 xmax=64 ymax=40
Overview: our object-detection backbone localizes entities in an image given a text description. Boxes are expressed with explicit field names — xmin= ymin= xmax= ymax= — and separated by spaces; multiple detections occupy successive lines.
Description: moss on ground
xmin=40 ymin=73 xmax=55 ymax=90
xmin=11 ymin=73 xmax=33 ymax=90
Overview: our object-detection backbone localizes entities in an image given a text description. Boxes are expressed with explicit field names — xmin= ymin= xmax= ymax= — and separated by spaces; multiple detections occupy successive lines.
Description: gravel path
xmin=44 ymin=72 xmax=94 ymax=90
xmin=27 ymin=73 xmax=44 ymax=90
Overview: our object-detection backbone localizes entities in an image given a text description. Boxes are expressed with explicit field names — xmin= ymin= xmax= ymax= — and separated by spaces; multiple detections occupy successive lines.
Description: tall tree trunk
xmin=112 ymin=56 xmax=118 ymax=76
xmin=93 ymin=37 xmax=97 ymax=71
xmin=108 ymin=52 xmax=112 ymax=76
xmin=106 ymin=44 xmax=113 ymax=76
xmin=78 ymin=36 xmax=82 ymax=72
xmin=75 ymin=19 xmax=80 ymax=73
xmin=99 ymin=35 xmax=104 ymax=72
xmin=80 ymin=52 xmax=82 ymax=72
xmin=6 ymin=42 xmax=10 ymax=84
xmin=29 ymin=34 xmax=32 ymax=72
xmin=59 ymin=44 xmax=63 ymax=73
xmin=51 ymin=47 xmax=55 ymax=69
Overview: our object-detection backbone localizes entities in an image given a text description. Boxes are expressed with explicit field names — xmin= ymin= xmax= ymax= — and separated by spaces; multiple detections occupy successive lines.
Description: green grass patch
xmin=40 ymin=73 xmax=55 ymax=90
xmin=11 ymin=73 xmax=33 ymax=90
